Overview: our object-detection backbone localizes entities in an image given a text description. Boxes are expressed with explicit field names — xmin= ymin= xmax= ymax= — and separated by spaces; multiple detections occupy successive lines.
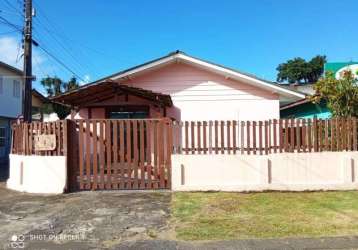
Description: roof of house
xmin=0 ymin=61 xmax=23 ymax=75
xmin=32 ymin=89 xmax=49 ymax=103
xmin=280 ymin=98 xmax=311 ymax=110
xmin=51 ymin=80 xmax=173 ymax=107
xmin=54 ymin=50 xmax=306 ymax=101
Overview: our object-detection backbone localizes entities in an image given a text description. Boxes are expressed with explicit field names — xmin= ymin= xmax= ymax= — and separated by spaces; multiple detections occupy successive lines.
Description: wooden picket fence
xmin=172 ymin=118 xmax=358 ymax=155
xmin=10 ymin=117 xmax=358 ymax=191
xmin=69 ymin=119 xmax=172 ymax=191
xmin=11 ymin=120 xmax=67 ymax=156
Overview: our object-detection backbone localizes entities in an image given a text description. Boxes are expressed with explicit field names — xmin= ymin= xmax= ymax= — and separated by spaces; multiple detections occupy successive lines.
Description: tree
xmin=276 ymin=55 xmax=327 ymax=84
xmin=312 ymin=70 xmax=358 ymax=117
xmin=41 ymin=76 xmax=79 ymax=119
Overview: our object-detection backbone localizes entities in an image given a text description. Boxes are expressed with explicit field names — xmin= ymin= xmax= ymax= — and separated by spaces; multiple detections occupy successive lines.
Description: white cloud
xmin=0 ymin=36 xmax=52 ymax=80
xmin=0 ymin=36 xmax=23 ymax=69
xmin=79 ymin=74 xmax=91 ymax=85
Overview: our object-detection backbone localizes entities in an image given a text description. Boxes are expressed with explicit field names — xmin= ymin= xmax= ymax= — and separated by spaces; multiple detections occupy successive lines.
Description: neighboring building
xmin=0 ymin=62 xmax=24 ymax=164
xmin=325 ymin=62 xmax=358 ymax=79
xmin=52 ymin=51 xmax=305 ymax=121
xmin=32 ymin=89 xmax=48 ymax=121
xmin=280 ymin=98 xmax=331 ymax=119
xmin=280 ymin=61 xmax=358 ymax=119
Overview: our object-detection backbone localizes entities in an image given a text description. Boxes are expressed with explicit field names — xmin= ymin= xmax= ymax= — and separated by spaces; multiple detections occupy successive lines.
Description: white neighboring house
xmin=0 ymin=61 xmax=24 ymax=164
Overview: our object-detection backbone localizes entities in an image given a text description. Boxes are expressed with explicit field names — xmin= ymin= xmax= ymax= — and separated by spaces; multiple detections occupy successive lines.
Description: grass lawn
xmin=171 ymin=191 xmax=358 ymax=240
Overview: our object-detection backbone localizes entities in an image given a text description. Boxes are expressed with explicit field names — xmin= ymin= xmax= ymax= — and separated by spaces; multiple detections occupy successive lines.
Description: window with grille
xmin=13 ymin=80 xmax=20 ymax=98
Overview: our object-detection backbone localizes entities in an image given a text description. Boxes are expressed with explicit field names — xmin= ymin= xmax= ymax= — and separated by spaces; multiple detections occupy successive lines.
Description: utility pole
xmin=23 ymin=0 xmax=33 ymax=122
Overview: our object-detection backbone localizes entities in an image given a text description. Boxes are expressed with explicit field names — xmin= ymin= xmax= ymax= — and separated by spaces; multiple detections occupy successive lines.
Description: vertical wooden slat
xmin=139 ymin=120 xmax=146 ymax=189
xmin=258 ymin=121 xmax=263 ymax=155
xmin=264 ymin=121 xmax=269 ymax=155
xmin=166 ymin=120 xmax=173 ymax=189
xmin=133 ymin=120 xmax=139 ymax=189
xmin=246 ymin=121 xmax=251 ymax=155
xmin=353 ymin=117 xmax=357 ymax=151
xmin=336 ymin=118 xmax=341 ymax=151
xmin=296 ymin=119 xmax=301 ymax=152
xmin=208 ymin=121 xmax=213 ymax=154
xmin=220 ymin=121 xmax=225 ymax=154
xmin=290 ymin=118 xmax=295 ymax=153
xmin=190 ymin=121 xmax=195 ymax=154
xmin=313 ymin=118 xmax=319 ymax=152
xmin=273 ymin=119 xmax=277 ymax=153
xmin=214 ymin=120 xmax=219 ymax=154
xmin=158 ymin=120 xmax=165 ymax=188
xmin=325 ymin=119 xmax=329 ymax=151
xmin=126 ymin=120 xmax=132 ymax=189
xmin=105 ymin=120 xmax=112 ymax=189
xmin=78 ymin=120 xmax=84 ymax=190
xmin=347 ymin=118 xmax=352 ymax=151
xmin=184 ymin=121 xmax=189 ymax=154
xmin=197 ymin=121 xmax=202 ymax=154
xmin=279 ymin=119 xmax=283 ymax=153
xmin=119 ymin=121 xmax=125 ymax=189
xmin=284 ymin=119 xmax=289 ymax=152
xmin=203 ymin=121 xmax=207 ymax=154
xmin=307 ymin=119 xmax=312 ymax=152
xmin=252 ymin=121 xmax=256 ymax=155
xmin=227 ymin=121 xmax=231 ymax=154
xmin=146 ymin=120 xmax=152 ymax=189
xmin=92 ymin=120 xmax=98 ymax=190
xmin=112 ymin=120 xmax=118 ymax=189
xmin=240 ymin=121 xmax=245 ymax=154
xmin=301 ymin=119 xmax=306 ymax=152
xmin=232 ymin=120 xmax=237 ymax=154
xmin=99 ymin=121 xmax=105 ymax=189
xmin=153 ymin=120 xmax=158 ymax=189
xmin=85 ymin=120 xmax=91 ymax=189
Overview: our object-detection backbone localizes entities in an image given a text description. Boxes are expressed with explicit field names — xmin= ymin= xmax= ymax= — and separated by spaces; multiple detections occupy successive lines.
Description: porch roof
xmin=51 ymin=80 xmax=173 ymax=107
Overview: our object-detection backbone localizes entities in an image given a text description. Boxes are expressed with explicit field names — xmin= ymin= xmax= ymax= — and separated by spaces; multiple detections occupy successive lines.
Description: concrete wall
xmin=172 ymin=152 xmax=358 ymax=191
xmin=7 ymin=154 xmax=67 ymax=194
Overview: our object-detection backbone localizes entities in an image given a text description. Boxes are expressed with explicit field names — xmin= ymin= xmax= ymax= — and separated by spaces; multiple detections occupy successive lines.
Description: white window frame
xmin=0 ymin=126 xmax=5 ymax=147
xmin=13 ymin=80 xmax=20 ymax=98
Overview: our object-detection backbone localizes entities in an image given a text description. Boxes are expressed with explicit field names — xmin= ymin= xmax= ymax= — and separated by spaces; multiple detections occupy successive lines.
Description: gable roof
xmin=0 ymin=61 xmax=23 ymax=75
xmin=56 ymin=51 xmax=306 ymax=100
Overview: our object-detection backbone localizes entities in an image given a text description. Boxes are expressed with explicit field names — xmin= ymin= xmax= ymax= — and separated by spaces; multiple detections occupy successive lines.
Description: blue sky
xmin=0 ymin=0 xmax=357 ymax=91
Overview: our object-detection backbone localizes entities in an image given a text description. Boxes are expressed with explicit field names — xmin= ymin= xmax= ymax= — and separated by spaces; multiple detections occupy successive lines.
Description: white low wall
xmin=7 ymin=154 xmax=67 ymax=194
xmin=172 ymin=152 xmax=358 ymax=191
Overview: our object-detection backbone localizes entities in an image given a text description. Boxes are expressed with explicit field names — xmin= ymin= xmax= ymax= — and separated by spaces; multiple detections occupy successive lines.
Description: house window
xmin=106 ymin=106 xmax=149 ymax=119
xmin=13 ymin=80 xmax=20 ymax=98
xmin=0 ymin=76 xmax=3 ymax=94
xmin=0 ymin=127 xmax=5 ymax=147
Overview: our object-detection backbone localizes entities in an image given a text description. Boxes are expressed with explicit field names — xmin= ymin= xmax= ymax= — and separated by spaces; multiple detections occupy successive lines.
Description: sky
xmin=0 ymin=0 xmax=357 ymax=93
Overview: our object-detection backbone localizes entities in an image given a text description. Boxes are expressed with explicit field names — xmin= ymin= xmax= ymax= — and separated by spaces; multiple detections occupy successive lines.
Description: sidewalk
xmin=114 ymin=237 xmax=358 ymax=250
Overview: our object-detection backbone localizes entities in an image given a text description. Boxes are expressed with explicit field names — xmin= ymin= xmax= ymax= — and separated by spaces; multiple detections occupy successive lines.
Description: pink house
xmin=53 ymin=51 xmax=305 ymax=121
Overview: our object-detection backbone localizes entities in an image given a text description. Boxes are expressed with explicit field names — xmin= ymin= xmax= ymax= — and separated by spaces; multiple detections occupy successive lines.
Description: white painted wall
xmin=172 ymin=152 xmax=358 ymax=191
xmin=0 ymin=67 xmax=23 ymax=118
xmin=7 ymin=154 xmax=67 ymax=194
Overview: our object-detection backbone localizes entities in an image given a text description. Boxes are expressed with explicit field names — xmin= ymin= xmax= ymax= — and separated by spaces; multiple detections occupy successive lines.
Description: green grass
xmin=171 ymin=191 xmax=358 ymax=240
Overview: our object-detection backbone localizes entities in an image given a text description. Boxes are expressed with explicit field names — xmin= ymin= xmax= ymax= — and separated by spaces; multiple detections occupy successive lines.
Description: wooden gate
xmin=67 ymin=119 xmax=172 ymax=191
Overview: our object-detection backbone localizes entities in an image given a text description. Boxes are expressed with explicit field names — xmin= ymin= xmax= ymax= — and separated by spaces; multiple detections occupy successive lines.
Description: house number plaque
xmin=34 ymin=134 xmax=56 ymax=151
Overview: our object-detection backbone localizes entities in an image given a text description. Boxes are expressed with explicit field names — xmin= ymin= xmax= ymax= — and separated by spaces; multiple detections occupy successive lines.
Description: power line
xmin=0 ymin=15 xmax=22 ymax=33
xmin=36 ymin=43 xmax=85 ymax=82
